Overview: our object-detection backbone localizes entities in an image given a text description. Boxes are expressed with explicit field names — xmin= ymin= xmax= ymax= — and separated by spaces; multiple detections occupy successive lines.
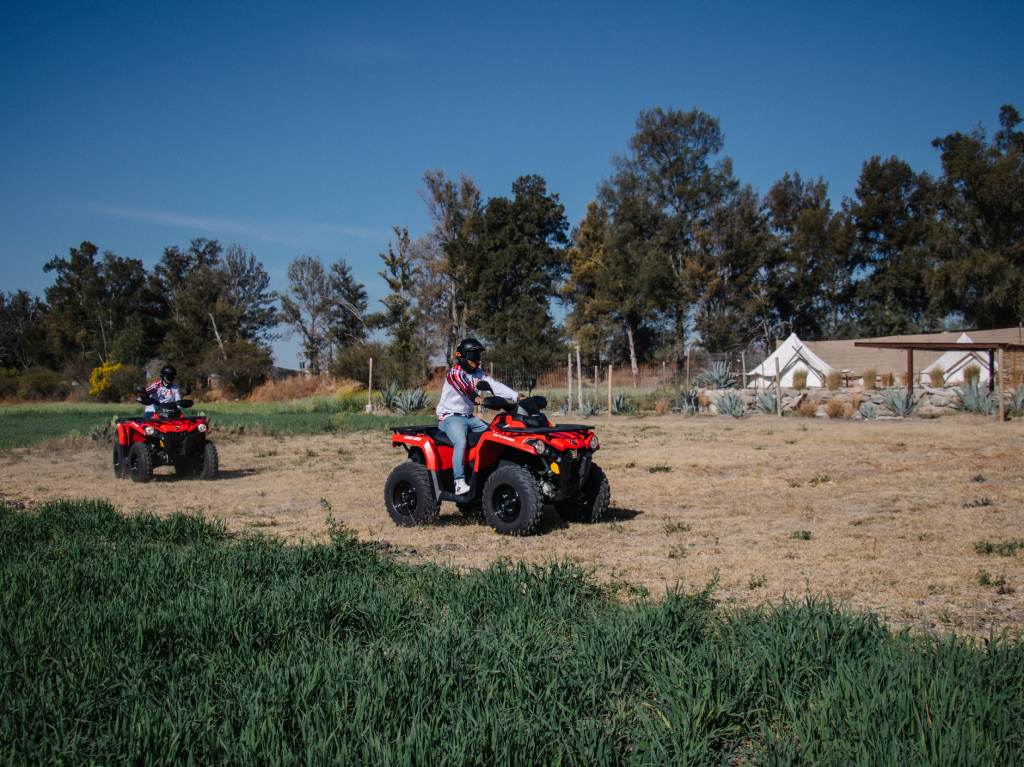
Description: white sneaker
xmin=454 ymin=479 xmax=471 ymax=495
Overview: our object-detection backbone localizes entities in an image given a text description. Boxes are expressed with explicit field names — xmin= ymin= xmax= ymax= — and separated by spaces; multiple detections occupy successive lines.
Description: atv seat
xmin=392 ymin=425 xmax=485 ymax=449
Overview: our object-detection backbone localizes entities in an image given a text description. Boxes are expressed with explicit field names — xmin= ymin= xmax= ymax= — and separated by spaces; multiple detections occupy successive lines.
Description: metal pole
xmin=608 ymin=364 xmax=613 ymax=417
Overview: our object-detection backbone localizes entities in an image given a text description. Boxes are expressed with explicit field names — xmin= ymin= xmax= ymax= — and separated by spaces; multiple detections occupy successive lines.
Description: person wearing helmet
xmin=437 ymin=338 xmax=518 ymax=496
xmin=143 ymin=364 xmax=183 ymax=414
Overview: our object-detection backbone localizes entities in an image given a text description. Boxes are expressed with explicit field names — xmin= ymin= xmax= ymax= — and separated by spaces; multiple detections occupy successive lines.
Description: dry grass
xmin=797 ymin=398 xmax=819 ymax=418
xmin=881 ymin=371 xmax=896 ymax=387
xmin=826 ymin=371 xmax=842 ymax=391
xmin=792 ymin=370 xmax=808 ymax=390
xmin=964 ymin=364 xmax=981 ymax=385
xmin=851 ymin=390 xmax=864 ymax=411
xmin=862 ymin=369 xmax=877 ymax=390
xmin=249 ymin=376 xmax=364 ymax=403
xmin=3 ymin=414 xmax=1023 ymax=636
xmin=825 ymin=399 xmax=849 ymax=419
xmin=929 ymin=367 xmax=946 ymax=387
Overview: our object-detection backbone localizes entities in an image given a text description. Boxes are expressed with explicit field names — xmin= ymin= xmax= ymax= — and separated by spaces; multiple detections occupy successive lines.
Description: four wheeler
xmin=385 ymin=380 xmax=610 ymax=535
xmin=112 ymin=394 xmax=219 ymax=483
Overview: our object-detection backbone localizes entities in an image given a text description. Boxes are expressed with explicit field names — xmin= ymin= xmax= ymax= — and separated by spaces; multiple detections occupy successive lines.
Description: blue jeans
xmin=439 ymin=415 xmax=488 ymax=481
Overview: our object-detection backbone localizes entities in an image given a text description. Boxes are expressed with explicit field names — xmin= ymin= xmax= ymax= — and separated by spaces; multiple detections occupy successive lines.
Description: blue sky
xmin=2 ymin=1 xmax=1021 ymax=366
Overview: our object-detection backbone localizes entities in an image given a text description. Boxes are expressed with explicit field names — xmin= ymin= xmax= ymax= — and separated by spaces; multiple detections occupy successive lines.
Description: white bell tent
xmin=746 ymin=333 xmax=835 ymax=388
xmin=919 ymin=333 xmax=992 ymax=385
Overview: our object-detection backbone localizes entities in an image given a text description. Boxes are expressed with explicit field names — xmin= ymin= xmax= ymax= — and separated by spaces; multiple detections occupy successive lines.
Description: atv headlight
xmin=524 ymin=438 xmax=548 ymax=456
xmin=589 ymin=435 xmax=599 ymax=450
xmin=197 ymin=423 xmax=207 ymax=433
xmin=144 ymin=426 xmax=156 ymax=436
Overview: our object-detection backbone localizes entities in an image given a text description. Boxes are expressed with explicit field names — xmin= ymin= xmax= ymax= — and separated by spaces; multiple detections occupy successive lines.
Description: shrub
xmin=250 ymin=375 xmax=327 ymax=402
xmin=0 ymin=367 xmax=19 ymax=399
xmin=89 ymin=362 xmax=123 ymax=399
xmin=715 ymin=391 xmax=744 ymax=418
xmin=16 ymin=367 xmax=68 ymax=400
xmin=880 ymin=371 xmax=895 ymax=387
xmin=1009 ymin=383 xmax=1024 ymax=416
xmin=755 ymin=390 xmax=776 ymax=414
xmin=963 ymin=364 xmax=981 ymax=385
xmin=654 ymin=397 xmax=669 ymax=415
xmin=88 ymin=363 xmax=143 ymax=402
xmin=394 ymin=388 xmax=432 ymax=415
xmin=954 ymin=380 xmax=997 ymax=415
xmin=859 ymin=402 xmax=877 ymax=420
xmin=825 ymin=399 xmax=848 ymax=419
xmin=613 ymin=393 xmax=635 ymax=414
xmin=825 ymin=371 xmax=842 ymax=391
xmin=792 ymin=369 xmax=808 ymax=390
xmin=791 ymin=530 xmax=812 ymax=540
xmin=330 ymin=342 xmax=407 ymax=388
xmin=862 ymin=368 xmax=877 ymax=389
xmin=674 ymin=388 xmax=699 ymax=415
xmin=697 ymin=360 xmax=736 ymax=389
xmin=882 ymin=388 xmax=918 ymax=417
xmin=377 ymin=380 xmax=402 ymax=411
xmin=578 ymin=398 xmax=600 ymax=417
xmin=203 ymin=341 xmax=273 ymax=397
xmin=850 ymin=390 xmax=863 ymax=411
xmin=928 ymin=367 xmax=945 ymax=387
xmin=796 ymin=398 xmax=818 ymax=418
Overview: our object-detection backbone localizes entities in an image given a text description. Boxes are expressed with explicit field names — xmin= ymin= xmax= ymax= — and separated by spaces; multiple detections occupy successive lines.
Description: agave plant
xmin=577 ymin=398 xmax=599 ymax=417
xmin=859 ymin=402 xmax=877 ymax=420
xmin=395 ymin=388 xmax=433 ymax=415
xmin=675 ymin=387 xmax=700 ymax=415
xmin=613 ymin=393 xmax=635 ymax=414
xmin=376 ymin=381 xmax=402 ymax=411
xmin=697 ymin=360 xmax=737 ymax=389
xmin=881 ymin=388 xmax=918 ymax=418
xmin=954 ymin=380 xmax=997 ymax=415
xmin=1013 ymin=384 xmax=1024 ymax=415
xmin=755 ymin=390 xmax=776 ymax=414
xmin=715 ymin=391 xmax=745 ymax=418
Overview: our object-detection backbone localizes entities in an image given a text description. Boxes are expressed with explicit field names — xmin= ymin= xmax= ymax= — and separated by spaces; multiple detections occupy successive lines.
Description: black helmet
xmin=160 ymin=365 xmax=176 ymax=383
xmin=455 ymin=338 xmax=485 ymax=362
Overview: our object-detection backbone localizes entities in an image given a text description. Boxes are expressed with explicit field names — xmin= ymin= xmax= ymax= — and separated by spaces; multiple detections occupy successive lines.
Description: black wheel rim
xmin=392 ymin=480 xmax=418 ymax=517
xmin=494 ymin=484 xmax=521 ymax=522
xmin=130 ymin=454 xmax=140 ymax=479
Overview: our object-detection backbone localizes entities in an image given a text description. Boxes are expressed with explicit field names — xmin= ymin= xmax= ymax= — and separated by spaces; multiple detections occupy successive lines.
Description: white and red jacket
xmin=144 ymin=379 xmax=181 ymax=413
xmin=436 ymin=364 xmax=517 ymax=421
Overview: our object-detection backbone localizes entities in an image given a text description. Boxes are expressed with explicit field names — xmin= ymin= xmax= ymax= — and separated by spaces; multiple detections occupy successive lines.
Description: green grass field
xmin=2 ymin=499 xmax=1021 ymax=764
xmin=0 ymin=398 xmax=432 ymax=450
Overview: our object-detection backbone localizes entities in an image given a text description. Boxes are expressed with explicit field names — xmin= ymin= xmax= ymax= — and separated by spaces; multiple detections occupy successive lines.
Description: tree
xmin=371 ymin=227 xmax=427 ymax=386
xmin=846 ymin=157 xmax=939 ymax=335
xmin=684 ymin=185 xmax=775 ymax=351
xmin=326 ymin=259 xmax=368 ymax=354
xmin=606 ymin=108 xmax=738 ymax=363
xmin=764 ymin=173 xmax=856 ymax=340
xmin=221 ymin=244 xmax=278 ymax=346
xmin=278 ymin=255 xmax=333 ymax=375
xmin=930 ymin=105 xmax=1024 ymax=328
xmin=462 ymin=175 xmax=570 ymax=368
xmin=44 ymin=241 xmax=160 ymax=371
xmin=0 ymin=291 xmax=50 ymax=370
xmin=416 ymin=170 xmax=482 ymax=360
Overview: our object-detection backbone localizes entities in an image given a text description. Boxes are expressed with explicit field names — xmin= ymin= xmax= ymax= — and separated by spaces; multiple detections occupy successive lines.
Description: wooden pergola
xmin=853 ymin=340 xmax=1024 ymax=420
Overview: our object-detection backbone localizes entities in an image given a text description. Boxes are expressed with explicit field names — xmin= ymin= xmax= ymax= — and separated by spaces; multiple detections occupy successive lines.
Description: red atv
xmin=113 ymin=394 xmax=219 ymax=483
xmin=386 ymin=380 xmax=610 ymax=535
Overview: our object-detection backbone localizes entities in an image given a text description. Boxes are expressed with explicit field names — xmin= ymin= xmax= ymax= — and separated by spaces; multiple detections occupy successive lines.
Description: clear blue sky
xmin=2 ymin=1 xmax=1021 ymax=366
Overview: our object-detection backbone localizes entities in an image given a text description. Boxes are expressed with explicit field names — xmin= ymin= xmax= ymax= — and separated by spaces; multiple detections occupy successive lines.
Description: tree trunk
xmin=626 ymin=324 xmax=639 ymax=388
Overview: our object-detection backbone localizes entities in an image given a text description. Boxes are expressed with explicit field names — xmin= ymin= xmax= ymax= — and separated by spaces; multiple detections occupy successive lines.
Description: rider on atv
xmin=437 ymin=338 xmax=518 ymax=496
xmin=143 ymin=365 xmax=182 ymax=415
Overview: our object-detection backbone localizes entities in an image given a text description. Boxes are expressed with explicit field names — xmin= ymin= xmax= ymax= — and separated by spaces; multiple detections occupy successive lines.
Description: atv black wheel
xmin=198 ymin=443 xmax=219 ymax=480
xmin=556 ymin=464 xmax=611 ymax=523
xmin=112 ymin=442 xmax=127 ymax=479
xmin=385 ymin=461 xmax=439 ymax=527
xmin=128 ymin=442 xmax=153 ymax=483
xmin=483 ymin=462 xmax=544 ymax=535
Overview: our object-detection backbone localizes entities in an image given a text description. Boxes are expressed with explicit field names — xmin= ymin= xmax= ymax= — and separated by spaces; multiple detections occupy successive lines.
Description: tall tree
xmin=846 ymin=157 xmax=939 ymax=335
xmin=326 ymin=259 xmax=368 ymax=354
xmin=463 ymin=175 xmax=569 ymax=368
xmin=605 ymin=107 xmax=738 ymax=363
xmin=372 ymin=227 xmax=427 ymax=386
xmin=278 ymin=255 xmax=333 ymax=375
xmin=0 ymin=291 xmax=50 ymax=370
xmin=221 ymin=244 xmax=278 ymax=346
xmin=930 ymin=104 xmax=1024 ymax=328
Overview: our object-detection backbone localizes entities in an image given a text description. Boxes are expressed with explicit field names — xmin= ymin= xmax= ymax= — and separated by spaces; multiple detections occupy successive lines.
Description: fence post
xmin=366 ymin=357 xmax=374 ymax=413
xmin=685 ymin=347 xmax=692 ymax=388
xmin=741 ymin=351 xmax=746 ymax=388
xmin=998 ymin=347 xmax=1006 ymax=422
xmin=774 ymin=357 xmax=782 ymax=417
xmin=576 ymin=344 xmax=583 ymax=410
xmin=567 ymin=352 xmax=573 ymax=414
xmin=608 ymin=364 xmax=613 ymax=417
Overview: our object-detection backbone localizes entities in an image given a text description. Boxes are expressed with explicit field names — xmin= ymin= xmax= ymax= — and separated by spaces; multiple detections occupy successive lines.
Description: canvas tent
xmin=919 ymin=333 xmax=992 ymax=385
xmin=746 ymin=333 xmax=835 ymax=388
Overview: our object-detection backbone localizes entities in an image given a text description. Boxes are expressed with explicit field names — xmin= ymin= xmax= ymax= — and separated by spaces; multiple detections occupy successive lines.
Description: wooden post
xmin=988 ymin=350 xmax=996 ymax=393
xmin=906 ymin=348 xmax=914 ymax=397
xmin=594 ymin=365 xmax=598 ymax=404
xmin=741 ymin=351 xmax=746 ymax=389
xmin=608 ymin=364 xmax=613 ymax=416
xmin=998 ymin=347 xmax=1005 ymax=422
xmin=567 ymin=352 xmax=573 ymax=414
xmin=365 ymin=357 xmax=374 ymax=413
xmin=685 ymin=347 xmax=692 ymax=388
xmin=576 ymin=344 xmax=583 ymax=411
xmin=774 ymin=357 xmax=782 ymax=416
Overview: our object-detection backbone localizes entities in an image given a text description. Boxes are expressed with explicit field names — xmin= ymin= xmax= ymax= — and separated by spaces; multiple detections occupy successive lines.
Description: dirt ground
xmin=3 ymin=414 xmax=1023 ymax=636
